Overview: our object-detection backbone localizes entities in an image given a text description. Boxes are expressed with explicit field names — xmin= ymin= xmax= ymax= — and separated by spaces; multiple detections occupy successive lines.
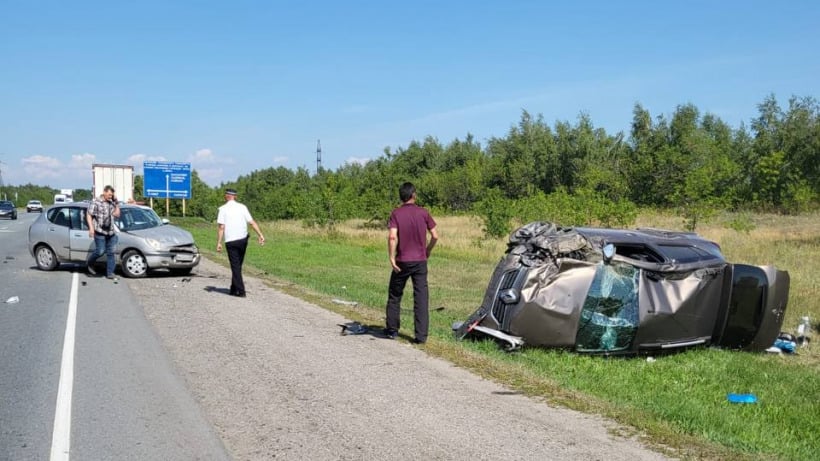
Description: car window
xmin=575 ymin=263 xmax=640 ymax=353
xmin=117 ymin=207 xmax=163 ymax=231
xmin=51 ymin=208 xmax=72 ymax=228
xmin=71 ymin=208 xmax=88 ymax=230
xmin=656 ymin=244 xmax=715 ymax=263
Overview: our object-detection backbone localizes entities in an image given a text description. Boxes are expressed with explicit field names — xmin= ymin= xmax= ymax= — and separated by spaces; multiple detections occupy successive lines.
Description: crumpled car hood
xmin=125 ymin=225 xmax=195 ymax=246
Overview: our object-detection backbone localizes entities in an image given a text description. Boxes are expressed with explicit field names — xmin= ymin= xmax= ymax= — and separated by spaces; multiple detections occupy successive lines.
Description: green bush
xmin=476 ymin=188 xmax=514 ymax=238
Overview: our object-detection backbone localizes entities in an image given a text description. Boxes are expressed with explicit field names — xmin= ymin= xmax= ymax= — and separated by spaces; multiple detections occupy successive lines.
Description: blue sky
xmin=1 ymin=0 xmax=818 ymax=189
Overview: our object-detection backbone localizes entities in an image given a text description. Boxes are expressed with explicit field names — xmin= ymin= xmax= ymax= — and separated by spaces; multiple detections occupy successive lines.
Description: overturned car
xmin=454 ymin=222 xmax=790 ymax=355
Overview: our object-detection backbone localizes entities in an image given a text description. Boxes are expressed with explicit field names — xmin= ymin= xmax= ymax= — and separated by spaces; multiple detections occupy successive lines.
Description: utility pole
xmin=0 ymin=158 xmax=6 ymax=201
xmin=316 ymin=139 xmax=322 ymax=174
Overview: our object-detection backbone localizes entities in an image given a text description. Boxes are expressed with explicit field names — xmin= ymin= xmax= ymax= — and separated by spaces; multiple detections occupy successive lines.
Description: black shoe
xmin=87 ymin=264 xmax=97 ymax=276
xmin=383 ymin=329 xmax=398 ymax=339
xmin=412 ymin=338 xmax=427 ymax=345
xmin=232 ymin=292 xmax=246 ymax=298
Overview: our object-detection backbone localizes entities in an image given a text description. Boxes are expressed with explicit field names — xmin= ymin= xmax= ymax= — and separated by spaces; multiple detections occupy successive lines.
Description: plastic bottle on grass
xmin=727 ymin=393 xmax=757 ymax=404
xmin=797 ymin=316 xmax=811 ymax=347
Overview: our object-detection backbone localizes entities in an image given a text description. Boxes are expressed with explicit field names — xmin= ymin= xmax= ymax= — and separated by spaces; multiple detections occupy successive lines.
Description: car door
xmin=47 ymin=207 xmax=73 ymax=260
xmin=69 ymin=208 xmax=95 ymax=261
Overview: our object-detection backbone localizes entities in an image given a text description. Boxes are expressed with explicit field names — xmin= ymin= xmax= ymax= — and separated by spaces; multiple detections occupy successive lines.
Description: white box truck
xmin=92 ymin=164 xmax=134 ymax=203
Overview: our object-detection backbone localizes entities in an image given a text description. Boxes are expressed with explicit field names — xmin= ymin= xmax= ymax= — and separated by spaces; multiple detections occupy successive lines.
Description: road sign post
xmin=143 ymin=161 xmax=192 ymax=217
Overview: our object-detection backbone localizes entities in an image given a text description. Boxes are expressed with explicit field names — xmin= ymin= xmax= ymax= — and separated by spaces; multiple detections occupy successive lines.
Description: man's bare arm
xmin=426 ymin=226 xmax=439 ymax=257
xmin=388 ymin=227 xmax=399 ymax=272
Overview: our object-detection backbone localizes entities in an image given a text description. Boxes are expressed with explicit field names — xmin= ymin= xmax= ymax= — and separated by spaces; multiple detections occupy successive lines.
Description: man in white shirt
xmin=216 ymin=188 xmax=265 ymax=297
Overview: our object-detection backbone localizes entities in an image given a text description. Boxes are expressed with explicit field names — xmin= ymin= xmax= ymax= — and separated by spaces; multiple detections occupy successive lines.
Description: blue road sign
xmin=143 ymin=161 xmax=191 ymax=199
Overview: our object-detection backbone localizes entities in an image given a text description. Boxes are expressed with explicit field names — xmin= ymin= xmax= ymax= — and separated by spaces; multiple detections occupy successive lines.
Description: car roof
xmin=575 ymin=226 xmax=724 ymax=265
xmin=53 ymin=202 xmax=144 ymax=210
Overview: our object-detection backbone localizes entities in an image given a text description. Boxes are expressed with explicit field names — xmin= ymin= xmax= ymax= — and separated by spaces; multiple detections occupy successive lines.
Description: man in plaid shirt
xmin=85 ymin=185 xmax=121 ymax=279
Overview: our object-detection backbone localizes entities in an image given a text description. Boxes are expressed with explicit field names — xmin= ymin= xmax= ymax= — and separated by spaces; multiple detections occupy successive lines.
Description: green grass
xmin=178 ymin=215 xmax=820 ymax=461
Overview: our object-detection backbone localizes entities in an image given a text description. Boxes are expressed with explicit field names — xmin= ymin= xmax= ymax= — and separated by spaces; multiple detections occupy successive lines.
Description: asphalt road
xmin=129 ymin=256 xmax=675 ymax=460
xmin=0 ymin=211 xmax=229 ymax=460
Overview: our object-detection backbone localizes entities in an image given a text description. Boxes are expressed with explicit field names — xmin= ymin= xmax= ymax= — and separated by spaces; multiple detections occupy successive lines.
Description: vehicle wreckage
xmin=454 ymin=222 xmax=790 ymax=355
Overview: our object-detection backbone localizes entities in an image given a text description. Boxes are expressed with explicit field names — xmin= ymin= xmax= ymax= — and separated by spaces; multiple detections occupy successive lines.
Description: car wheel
xmin=35 ymin=245 xmax=59 ymax=271
xmin=12 ymin=214 xmax=17 ymax=220
xmin=169 ymin=267 xmax=193 ymax=276
xmin=121 ymin=250 xmax=148 ymax=278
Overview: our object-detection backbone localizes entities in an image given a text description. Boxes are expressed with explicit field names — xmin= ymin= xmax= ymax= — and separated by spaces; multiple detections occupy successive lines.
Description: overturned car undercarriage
xmin=454 ymin=222 xmax=790 ymax=355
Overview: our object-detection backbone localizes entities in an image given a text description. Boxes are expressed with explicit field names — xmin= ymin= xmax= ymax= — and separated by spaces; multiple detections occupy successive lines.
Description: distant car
xmin=455 ymin=222 xmax=790 ymax=355
xmin=27 ymin=200 xmax=43 ymax=213
xmin=0 ymin=200 xmax=17 ymax=220
xmin=28 ymin=202 xmax=200 ymax=277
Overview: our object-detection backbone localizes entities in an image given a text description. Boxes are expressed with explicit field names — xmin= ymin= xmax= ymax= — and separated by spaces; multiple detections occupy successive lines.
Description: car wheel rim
xmin=126 ymin=254 xmax=147 ymax=275
xmin=37 ymin=248 xmax=53 ymax=267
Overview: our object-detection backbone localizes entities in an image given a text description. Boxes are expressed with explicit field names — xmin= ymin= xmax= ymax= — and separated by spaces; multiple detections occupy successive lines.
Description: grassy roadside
xmin=177 ymin=212 xmax=820 ymax=461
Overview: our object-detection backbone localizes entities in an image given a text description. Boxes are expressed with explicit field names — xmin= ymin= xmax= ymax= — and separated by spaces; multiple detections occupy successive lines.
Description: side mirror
xmin=602 ymin=243 xmax=616 ymax=264
xmin=162 ymin=218 xmax=170 ymax=225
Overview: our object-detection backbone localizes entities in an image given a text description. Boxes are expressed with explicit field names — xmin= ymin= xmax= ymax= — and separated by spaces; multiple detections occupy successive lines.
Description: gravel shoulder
xmin=128 ymin=257 xmax=674 ymax=460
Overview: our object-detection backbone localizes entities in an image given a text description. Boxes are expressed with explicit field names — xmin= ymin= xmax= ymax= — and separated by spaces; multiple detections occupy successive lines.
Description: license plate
xmin=175 ymin=254 xmax=194 ymax=262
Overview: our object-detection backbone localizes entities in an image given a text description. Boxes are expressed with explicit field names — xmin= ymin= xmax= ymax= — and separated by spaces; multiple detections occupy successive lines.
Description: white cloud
xmin=187 ymin=147 xmax=236 ymax=176
xmin=190 ymin=148 xmax=217 ymax=164
xmin=272 ymin=156 xmax=288 ymax=164
xmin=196 ymin=167 xmax=224 ymax=185
xmin=70 ymin=152 xmax=96 ymax=169
xmin=21 ymin=155 xmax=63 ymax=179
xmin=127 ymin=153 xmax=168 ymax=174
xmin=345 ymin=156 xmax=371 ymax=166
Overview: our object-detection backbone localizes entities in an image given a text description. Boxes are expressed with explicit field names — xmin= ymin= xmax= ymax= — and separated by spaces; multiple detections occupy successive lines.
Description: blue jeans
xmin=88 ymin=232 xmax=119 ymax=276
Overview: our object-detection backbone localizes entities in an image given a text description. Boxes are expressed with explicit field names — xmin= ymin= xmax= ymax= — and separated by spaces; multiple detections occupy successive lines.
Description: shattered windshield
xmin=576 ymin=263 xmax=639 ymax=353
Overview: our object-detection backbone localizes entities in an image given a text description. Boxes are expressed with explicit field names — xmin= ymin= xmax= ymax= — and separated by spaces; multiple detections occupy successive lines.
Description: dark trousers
xmin=87 ymin=232 xmax=119 ymax=277
xmin=385 ymin=261 xmax=429 ymax=341
xmin=226 ymin=236 xmax=249 ymax=295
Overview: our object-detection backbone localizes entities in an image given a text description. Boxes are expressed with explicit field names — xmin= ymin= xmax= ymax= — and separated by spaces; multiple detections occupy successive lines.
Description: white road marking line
xmin=50 ymin=273 xmax=79 ymax=461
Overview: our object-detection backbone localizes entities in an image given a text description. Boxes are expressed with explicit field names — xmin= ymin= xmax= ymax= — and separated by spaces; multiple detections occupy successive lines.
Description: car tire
xmin=35 ymin=245 xmax=59 ymax=271
xmin=121 ymin=250 xmax=148 ymax=278
xmin=169 ymin=267 xmax=193 ymax=276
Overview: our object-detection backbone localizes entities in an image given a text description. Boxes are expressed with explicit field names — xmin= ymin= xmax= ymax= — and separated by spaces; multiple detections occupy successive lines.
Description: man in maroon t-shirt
xmin=384 ymin=182 xmax=439 ymax=344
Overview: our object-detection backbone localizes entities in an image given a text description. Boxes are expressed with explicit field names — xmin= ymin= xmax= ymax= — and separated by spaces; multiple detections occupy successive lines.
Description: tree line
xmin=6 ymin=94 xmax=818 ymax=236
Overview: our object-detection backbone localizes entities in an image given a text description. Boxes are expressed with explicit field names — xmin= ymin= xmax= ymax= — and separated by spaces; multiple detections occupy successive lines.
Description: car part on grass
xmin=332 ymin=298 xmax=359 ymax=307
xmin=455 ymin=221 xmax=790 ymax=355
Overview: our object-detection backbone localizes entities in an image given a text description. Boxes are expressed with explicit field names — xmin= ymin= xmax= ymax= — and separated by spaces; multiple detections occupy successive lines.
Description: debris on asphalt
xmin=339 ymin=322 xmax=368 ymax=335
xmin=4 ymin=296 xmax=20 ymax=304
